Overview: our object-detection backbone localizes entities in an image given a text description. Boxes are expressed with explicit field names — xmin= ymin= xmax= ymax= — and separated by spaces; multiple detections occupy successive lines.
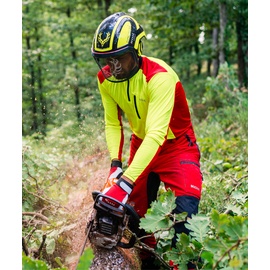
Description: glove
xmin=103 ymin=178 xmax=134 ymax=208
xmin=108 ymin=160 xmax=123 ymax=180
xmin=102 ymin=160 xmax=123 ymax=194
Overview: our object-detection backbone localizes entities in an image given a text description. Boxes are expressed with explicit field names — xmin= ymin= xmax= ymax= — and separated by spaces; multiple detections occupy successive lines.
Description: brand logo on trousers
xmin=190 ymin=184 xmax=200 ymax=191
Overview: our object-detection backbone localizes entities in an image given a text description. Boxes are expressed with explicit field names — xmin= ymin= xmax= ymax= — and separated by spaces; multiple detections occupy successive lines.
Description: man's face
xmin=105 ymin=52 xmax=137 ymax=79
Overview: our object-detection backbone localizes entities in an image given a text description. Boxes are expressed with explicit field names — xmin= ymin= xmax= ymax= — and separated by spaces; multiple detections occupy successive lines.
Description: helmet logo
xmin=97 ymin=32 xmax=111 ymax=47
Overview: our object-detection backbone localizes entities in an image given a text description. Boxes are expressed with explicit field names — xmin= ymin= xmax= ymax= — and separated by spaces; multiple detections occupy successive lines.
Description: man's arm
xmin=123 ymin=73 xmax=176 ymax=182
xmin=99 ymin=82 xmax=124 ymax=161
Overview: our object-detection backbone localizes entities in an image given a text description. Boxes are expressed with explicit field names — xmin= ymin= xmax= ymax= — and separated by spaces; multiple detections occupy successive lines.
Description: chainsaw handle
xmin=94 ymin=193 xmax=126 ymax=218
xmin=117 ymin=204 xmax=140 ymax=248
xmin=117 ymin=234 xmax=137 ymax=249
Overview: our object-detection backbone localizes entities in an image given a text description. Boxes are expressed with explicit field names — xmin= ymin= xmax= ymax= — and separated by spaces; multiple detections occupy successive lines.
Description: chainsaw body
xmin=87 ymin=192 xmax=140 ymax=249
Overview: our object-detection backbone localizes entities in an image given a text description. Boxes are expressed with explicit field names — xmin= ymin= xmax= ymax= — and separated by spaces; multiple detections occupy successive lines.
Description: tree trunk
xmin=207 ymin=58 xmax=211 ymax=76
xmin=194 ymin=43 xmax=202 ymax=76
xmin=219 ymin=1 xmax=227 ymax=64
xmin=25 ymin=5 xmax=38 ymax=132
xmin=212 ymin=27 xmax=219 ymax=77
xmin=235 ymin=2 xmax=248 ymax=88
xmin=66 ymin=7 xmax=82 ymax=122
xmin=35 ymin=26 xmax=47 ymax=135
xmin=169 ymin=42 xmax=173 ymax=66
xmin=25 ymin=35 xmax=38 ymax=132
xmin=104 ymin=0 xmax=111 ymax=17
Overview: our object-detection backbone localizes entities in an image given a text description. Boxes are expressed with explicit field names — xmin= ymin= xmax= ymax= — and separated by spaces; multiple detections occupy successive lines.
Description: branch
xmin=22 ymin=237 xmax=29 ymax=256
xmin=201 ymin=157 xmax=223 ymax=173
xmin=33 ymin=234 xmax=47 ymax=259
xmin=22 ymin=185 xmax=70 ymax=211
xmin=227 ymin=174 xmax=248 ymax=196
xmin=212 ymin=237 xmax=248 ymax=269
xmin=22 ymin=219 xmax=47 ymax=227
xmin=22 ymin=212 xmax=50 ymax=223
xmin=134 ymin=241 xmax=172 ymax=269
xmin=138 ymin=214 xmax=186 ymax=242
xmin=24 ymin=226 xmax=37 ymax=243
xmin=24 ymin=165 xmax=39 ymax=189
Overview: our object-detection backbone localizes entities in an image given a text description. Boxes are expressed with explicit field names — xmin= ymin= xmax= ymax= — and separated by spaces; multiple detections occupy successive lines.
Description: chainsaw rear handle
xmin=117 ymin=203 xmax=140 ymax=249
xmin=117 ymin=234 xmax=137 ymax=249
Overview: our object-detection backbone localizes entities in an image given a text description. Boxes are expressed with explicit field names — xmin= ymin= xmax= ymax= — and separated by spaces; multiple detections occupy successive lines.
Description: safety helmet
xmin=92 ymin=12 xmax=146 ymax=59
xmin=92 ymin=12 xmax=146 ymax=82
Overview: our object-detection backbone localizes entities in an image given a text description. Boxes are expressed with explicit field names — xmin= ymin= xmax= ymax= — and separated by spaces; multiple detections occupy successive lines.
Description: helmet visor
xmin=93 ymin=51 xmax=140 ymax=83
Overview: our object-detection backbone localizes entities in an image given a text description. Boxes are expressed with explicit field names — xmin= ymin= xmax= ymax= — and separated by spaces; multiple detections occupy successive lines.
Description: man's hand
xmin=103 ymin=178 xmax=134 ymax=208
xmin=108 ymin=160 xmax=123 ymax=180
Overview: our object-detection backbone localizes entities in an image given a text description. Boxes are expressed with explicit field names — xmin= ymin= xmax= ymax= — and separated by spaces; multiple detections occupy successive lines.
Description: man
xmin=91 ymin=12 xmax=203 ymax=270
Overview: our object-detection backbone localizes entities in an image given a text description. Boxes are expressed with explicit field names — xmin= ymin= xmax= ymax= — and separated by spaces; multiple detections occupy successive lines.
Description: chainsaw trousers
xmin=128 ymin=133 xmax=202 ymax=217
xmin=127 ymin=133 xmax=202 ymax=269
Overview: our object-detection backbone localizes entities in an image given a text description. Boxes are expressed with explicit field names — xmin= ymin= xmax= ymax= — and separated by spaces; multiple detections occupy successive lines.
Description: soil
xmin=59 ymin=151 xmax=141 ymax=270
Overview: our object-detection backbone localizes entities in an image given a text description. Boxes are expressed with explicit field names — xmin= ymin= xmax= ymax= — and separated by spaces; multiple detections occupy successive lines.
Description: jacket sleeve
xmin=98 ymin=80 xmax=124 ymax=161
xmin=124 ymin=72 xmax=176 ymax=182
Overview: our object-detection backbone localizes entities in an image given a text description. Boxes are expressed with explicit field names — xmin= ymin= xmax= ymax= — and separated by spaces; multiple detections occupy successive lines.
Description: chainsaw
xmin=79 ymin=191 xmax=172 ymax=270
xmin=86 ymin=191 xmax=140 ymax=249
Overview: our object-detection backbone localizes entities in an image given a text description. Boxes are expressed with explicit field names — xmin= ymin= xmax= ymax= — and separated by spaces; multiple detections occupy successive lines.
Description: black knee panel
xmin=172 ymin=195 xmax=200 ymax=247
xmin=146 ymin=172 xmax=161 ymax=208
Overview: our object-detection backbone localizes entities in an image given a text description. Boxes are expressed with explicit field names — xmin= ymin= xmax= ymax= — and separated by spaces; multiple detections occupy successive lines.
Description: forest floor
xmin=58 ymin=151 xmax=141 ymax=270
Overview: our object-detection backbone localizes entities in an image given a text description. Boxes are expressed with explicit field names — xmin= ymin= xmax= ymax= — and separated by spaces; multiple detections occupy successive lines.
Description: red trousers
xmin=127 ymin=130 xmax=203 ymax=218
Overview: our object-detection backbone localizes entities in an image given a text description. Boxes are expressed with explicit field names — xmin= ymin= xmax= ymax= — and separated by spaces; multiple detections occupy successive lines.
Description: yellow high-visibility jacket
xmin=97 ymin=56 xmax=194 ymax=182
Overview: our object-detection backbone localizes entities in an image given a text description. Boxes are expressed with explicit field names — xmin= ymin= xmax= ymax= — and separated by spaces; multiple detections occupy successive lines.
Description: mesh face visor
xmin=93 ymin=49 xmax=140 ymax=83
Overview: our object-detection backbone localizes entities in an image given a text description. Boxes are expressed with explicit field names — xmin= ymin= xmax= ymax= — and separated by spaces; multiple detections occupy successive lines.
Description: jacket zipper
xmin=127 ymin=80 xmax=141 ymax=119
xmin=134 ymin=96 xmax=141 ymax=119
xmin=127 ymin=80 xmax=131 ymax=101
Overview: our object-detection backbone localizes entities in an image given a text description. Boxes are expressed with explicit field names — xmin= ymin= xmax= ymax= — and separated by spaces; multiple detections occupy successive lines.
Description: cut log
xmin=90 ymin=245 xmax=141 ymax=270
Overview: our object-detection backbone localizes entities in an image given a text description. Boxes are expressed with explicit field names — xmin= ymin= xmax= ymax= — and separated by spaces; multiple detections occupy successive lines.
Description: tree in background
xmin=22 ymin=0 xmax=248 ymax=136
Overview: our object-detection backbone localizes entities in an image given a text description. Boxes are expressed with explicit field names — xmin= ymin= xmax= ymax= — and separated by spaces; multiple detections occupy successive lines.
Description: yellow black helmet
xmin=92 ymin=12 xmax=146 ymax=59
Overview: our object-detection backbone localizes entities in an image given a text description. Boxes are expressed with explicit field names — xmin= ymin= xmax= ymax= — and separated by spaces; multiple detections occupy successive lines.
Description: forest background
xmin=1 ymin=0 xmax=268 ymax=269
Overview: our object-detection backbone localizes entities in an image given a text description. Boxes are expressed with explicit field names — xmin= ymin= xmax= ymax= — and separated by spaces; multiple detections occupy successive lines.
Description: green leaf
xmin=46 ymin=238 xmax=56 ymax=254
xmin=140 ymin=211 xmax=173 ymax=233
xmin=211 ymin=210 xmax=230 ymax=234
xmin=76 ymin=247 xmax=94 ymax=270
xmin=174 ymin=212 xmax=188 ymax=221
xmin=185 ymin=214 xmax=210 ymax=243
xmin=204 ymin=238 xmax=225 ymax=253
xmin=229 ymin=256 xmax=243 ymax=268
xmin=139 ymin=189 xmax=176 ymax=232
xmin=22 ymin=253 xmax=48 ymax=270
xmin=201 ymin=250 xmax=214 ymax=264
xmin=223 ymin=216 xmax=248 ymax=240
xmin=179 ymin=232 xmax=190 ymax=248
xmin=54 ymin=257 xmax=64 ymax=267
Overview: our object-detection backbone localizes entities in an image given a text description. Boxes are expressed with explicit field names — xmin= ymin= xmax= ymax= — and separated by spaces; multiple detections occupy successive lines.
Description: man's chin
xmin=114 ymin=74 xmax=126 ymax=80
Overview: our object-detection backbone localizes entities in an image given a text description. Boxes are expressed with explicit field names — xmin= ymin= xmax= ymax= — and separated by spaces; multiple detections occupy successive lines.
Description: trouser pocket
xmin=179 ymin=160 xmax=202 ymax=199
